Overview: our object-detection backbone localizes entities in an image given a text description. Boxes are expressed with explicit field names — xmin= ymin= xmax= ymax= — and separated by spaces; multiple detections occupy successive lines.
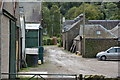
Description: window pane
xmin=109 ymin=48 xmax=116 ymax=53
xmin=117 ymin=48 xmax=120 ymax=53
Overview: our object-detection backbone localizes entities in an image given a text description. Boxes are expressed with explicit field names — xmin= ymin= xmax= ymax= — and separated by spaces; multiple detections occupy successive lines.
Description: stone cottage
xmin=62 ymin=14 xmax=83 ymax=51
xmin=73 ymin=24 xmax=118 ymax=58
xmin=62 ymin=15 xmax=119 ymax=58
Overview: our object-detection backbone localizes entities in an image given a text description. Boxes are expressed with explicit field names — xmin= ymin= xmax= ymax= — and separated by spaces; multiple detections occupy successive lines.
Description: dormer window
xmin=96 ymin=30 xmax=101 ymax=35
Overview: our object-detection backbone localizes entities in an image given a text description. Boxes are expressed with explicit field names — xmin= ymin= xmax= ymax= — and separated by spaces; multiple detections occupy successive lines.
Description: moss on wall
xmin=83 ymin=38 xmax=118 ymax=58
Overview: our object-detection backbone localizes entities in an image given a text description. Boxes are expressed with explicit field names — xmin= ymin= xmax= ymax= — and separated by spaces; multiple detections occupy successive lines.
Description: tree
xmin=42 ymin=6 xmax=51 ymax=36
xmin=50 ymin=5 xmax=61 ymax=37
xmin=65 ymin=6 xmax=78 ymax=20
xmin=99 ymin=2 xmax=119 ymax=20
xmin=65 ymin=3 xmax=103 ymax=20
xmin=42 ymin=6 xmax=50 ymax=28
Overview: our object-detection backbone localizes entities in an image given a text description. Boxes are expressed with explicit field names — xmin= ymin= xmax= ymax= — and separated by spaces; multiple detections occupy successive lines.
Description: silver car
xmin=96 ymin=47 xmax=120 ymax=60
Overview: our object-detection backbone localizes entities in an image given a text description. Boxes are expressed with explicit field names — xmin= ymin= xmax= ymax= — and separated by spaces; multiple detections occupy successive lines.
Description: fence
xmin=2 ymin=73 xmax=81 ymax=80
xmin=2 ymin=73 xmax=120 ymax=80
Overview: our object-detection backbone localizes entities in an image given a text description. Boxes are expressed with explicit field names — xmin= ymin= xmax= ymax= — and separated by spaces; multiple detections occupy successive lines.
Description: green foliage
xmin=84 ymin=39 xmax=118 ymax=58
xmin=98 ymin=2 xmax=119 ymax=20
xmin=42 ymin=3 xmax=62 ymax=37
xmin=57 ymin=37 xmax=63 ymax=47
xmin=47 ymin=38 xmax=52 ymax=45
xmin=42 ymin=6 xmax=51 ymax=27
xmin=84 ymin=75 xmax=105 ymax=80
xmin=50 ymin=5 xmax=61 ymax=37
xmin=66 ymin=3 xmax=102 ymax=20
xmin=43 ymin=35 xmax=62 ymax=46
xmin=65 ymin=6 xmax=78 ymax=20
xmin=84 ymin=75 xmax=120 ymax=80
xmin=43 ymin=40 xmax=47 ymax=45
xmin=42 ymin=2 xmax=120 ymax=37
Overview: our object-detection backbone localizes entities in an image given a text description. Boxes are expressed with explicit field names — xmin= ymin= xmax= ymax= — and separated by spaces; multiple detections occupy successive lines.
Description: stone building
xmin=0 ymin=1 xmax=20 ymax=79
xmin=62 ymin=14 xmax=119 ymax=58
xmin=73 ymin=24 xmax=118 ymax=58
xmin=62 ymin=15 xmax=83 ymax=51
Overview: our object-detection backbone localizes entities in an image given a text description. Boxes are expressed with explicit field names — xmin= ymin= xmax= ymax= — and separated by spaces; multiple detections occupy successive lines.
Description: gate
xmin=2 ymin=73 xmax=83 ymax=80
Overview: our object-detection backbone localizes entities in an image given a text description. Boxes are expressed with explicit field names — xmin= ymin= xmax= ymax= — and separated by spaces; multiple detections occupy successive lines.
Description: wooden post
xmin=78 ymin=74 xmax=83 ymax=80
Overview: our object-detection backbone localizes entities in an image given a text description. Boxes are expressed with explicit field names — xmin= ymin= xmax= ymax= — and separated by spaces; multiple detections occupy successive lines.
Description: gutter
xmin=2 ymin=9 xmax=17 ymax=21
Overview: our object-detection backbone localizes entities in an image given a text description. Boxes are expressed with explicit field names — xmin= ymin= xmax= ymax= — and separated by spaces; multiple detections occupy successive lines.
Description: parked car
xmin=96 ymin=47 xmax=120 ymax=60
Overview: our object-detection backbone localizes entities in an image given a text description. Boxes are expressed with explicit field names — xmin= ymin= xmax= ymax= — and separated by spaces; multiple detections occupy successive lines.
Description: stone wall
xmin=62 ymin=21 xmax=81 ymax=51
xmin=81 ymin=38 xmax=118 ymax=58
xmin=1 ymin=15 xmax=10 ymax=78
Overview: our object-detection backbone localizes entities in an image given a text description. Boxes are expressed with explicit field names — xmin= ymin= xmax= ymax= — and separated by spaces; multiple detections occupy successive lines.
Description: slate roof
xmin=110 ymin=23 xmax=120 ymax=37
xmin=88 ymin=20 xmax=120 ymax=30
xmin=79 ymin=24 xmax=117 ymax=38
xmin=64 ymin=20 xmax=75 ymax=26
xmin=63 ymin=20 xmax=82 ymax=32
xmin=19 ymin=2 xmax=41 ymax=22
xmin=63 ymin=14 xmax=83 ymax=32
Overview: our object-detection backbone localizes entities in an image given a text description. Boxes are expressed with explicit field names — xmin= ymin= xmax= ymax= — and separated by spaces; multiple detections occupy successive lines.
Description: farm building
xmin=62 ymin=14 xmax=119 ymax=58
xmin=72 ymin=24 xmax=118 ymax=58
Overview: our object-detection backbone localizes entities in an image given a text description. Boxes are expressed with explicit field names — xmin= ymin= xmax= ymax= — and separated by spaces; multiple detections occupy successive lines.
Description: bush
xmin=43 ymin=36 xmax=63 ymax=46
xmin=47 ymin=38 xmax=52 ymax=45
xmin=43 ymin=40 xmax=47 ymax=45
xmin=84 ymin=75 xmax=105 ymax=80
xmin=57 ymin=37 xmax=63 ymax=47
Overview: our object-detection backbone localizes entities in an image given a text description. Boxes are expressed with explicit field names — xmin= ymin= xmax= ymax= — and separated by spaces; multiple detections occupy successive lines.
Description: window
xmin=108 ymin=48 xmax=116 ymax=53
xmin=116 ymin=48 xmax=120 ymax=53
xmin=96 ymin=30 xmax=101 ymax=35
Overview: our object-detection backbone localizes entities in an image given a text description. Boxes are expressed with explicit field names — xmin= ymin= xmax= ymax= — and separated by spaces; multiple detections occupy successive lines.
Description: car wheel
xmin=100 ymin=56 xmax=106 ymax=61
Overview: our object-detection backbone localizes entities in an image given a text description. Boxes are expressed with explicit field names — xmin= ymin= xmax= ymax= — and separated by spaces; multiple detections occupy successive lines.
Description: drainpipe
xmin=0 ymin=10 xmax=2 ymax=80
xmin=38 ymin=1 xmax=44 ymax=64
xmin=118 ymin=23 xmax=120 ymax=46
xmin=0 ymin=1 xmax=3 ymax=79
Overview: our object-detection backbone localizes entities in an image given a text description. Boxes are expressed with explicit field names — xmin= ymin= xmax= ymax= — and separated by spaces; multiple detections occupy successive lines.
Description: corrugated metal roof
xmin=26 ymin=23 xmax=40 ymax=29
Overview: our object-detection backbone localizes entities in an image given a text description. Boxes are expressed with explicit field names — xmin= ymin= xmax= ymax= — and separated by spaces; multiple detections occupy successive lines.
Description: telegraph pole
xmin=83 ymin=2 xmax=86 ymax=57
